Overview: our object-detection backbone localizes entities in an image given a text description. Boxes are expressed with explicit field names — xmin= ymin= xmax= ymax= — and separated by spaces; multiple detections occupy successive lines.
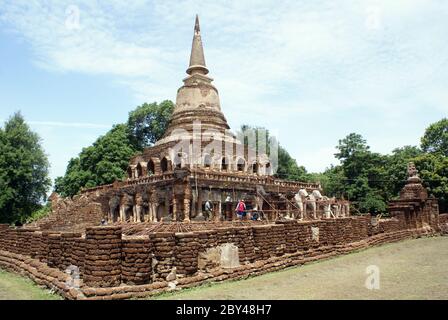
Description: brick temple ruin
xmin=0 ymin=17 xmax=446 ymax=300
xmin=32 ymin=15 xmax=350 ymax=231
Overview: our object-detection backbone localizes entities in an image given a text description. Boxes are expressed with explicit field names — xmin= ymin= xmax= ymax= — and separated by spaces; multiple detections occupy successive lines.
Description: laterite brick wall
xmin=0 ymin=214 xmax=445 ymax=293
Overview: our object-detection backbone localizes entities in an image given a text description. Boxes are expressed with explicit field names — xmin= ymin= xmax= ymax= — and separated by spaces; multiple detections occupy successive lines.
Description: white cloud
xmin=28 ymin=121 xmax=110 ymax=129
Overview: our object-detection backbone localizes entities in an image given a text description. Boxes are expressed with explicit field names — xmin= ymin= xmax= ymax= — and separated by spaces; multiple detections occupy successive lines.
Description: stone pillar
xmin=172 ymin=192 xmax=178 ymax=222
xmin=84 ymin=226 xmax=122 ymax=288
xmin=149 ymin=188 xmax=159 ymax=222
xmin=119 ymin=204 xmax=126 ymax=222
xmin=183 ymin=185 xmax=191 ymax=223
xmin=154 ymin=202 xmax=160 ymax=222
xmin=196 ymin=189 xmax=204 ymax=220
xmin=164 ymin=195 xmax=170 ymax=219
xmin=272 ymin=201 xmax=278 ymax=221
xmin=136 ymin=193 xmax=146 ymax=223
xmin=191 ymin=189 xmax=198 ymax=218
xmin=183 ymin=198 xmax=191 ymax=222
xmin=214 ymin=201 xmax=222 ymax=222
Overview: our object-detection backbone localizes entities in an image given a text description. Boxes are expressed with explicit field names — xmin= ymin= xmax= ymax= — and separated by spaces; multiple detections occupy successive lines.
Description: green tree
xmin=384 ymin=146 xmax=423 ymax=199
xmin=54 ymin=124 xmax=137 ymax=197
xmin=55 ymin=101 xmax=175 ymax=197
xmin=359 ymin=190 xmax=387 ymax=215
xmin=127 ymin=100 xmax=175 ymax=149
xmin=239 ymin=125 xmax=309 ymax=181
xmin=413 ymin=153 xmax=448 ymax=212
xmin=275 ymin=146 xmax=309 ymax=181
xmin=314 ymin=165 xmax=346 ymax=199
xmin=332 ymin=133 xmax=389 ymax=213
xmin=0 ymin=112 xmax=51 ymax=223
xmin=421 ymin=118 xmax=448 ymax=156
xmin=335 ymin=133 xmax=370 ymax=161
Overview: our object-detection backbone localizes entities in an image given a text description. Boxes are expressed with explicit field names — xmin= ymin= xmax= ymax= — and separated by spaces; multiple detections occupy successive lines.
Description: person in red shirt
xmin=235 ymin=199 xmax=247 ymax=220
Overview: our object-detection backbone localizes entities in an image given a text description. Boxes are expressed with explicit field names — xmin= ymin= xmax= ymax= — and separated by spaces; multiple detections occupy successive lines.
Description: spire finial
xmin=187 ymin=15 xmax=209 ymax=76
xmin=195 ymin=14 xmax=200 ymax=34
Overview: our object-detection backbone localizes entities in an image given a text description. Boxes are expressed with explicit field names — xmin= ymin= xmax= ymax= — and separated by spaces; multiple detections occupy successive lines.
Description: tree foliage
xmin=413 ymin=152 xmax=448 ymax=212
xmin=55 ymin=101 xmax=174 ymax=197
xmin=0 ymin=112 xmax=51 ymax=223
xmin=421 ymin=118 xmax=448 ymax=156
xmin=54 ymin=124 xmax=137 ymax=197
xmin=239 ymin=125 xmax=309 ymax=181
xmin=127 ymin=100 xmax=175 ymax=149
xmin=383 ymin=146 xmax=423 ymax=198
xmin=275 ymin=146 xmax=309 ymax=181
xmin=322 ymin=119 xmax=447 ymax=214
xmin=334 ymin=133 xmax=370 ymax=161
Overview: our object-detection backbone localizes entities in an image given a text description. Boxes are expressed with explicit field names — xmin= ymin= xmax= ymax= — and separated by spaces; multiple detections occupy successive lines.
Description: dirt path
xmin=156 ymin=236 xmax=448 ymax=300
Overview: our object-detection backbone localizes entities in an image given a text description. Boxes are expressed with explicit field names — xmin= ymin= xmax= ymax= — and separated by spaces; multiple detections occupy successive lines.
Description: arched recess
xmin=237 ymin=158 xmax=246 ymax=172
xmin=203 ymin=154 xmax=212 ymax=169
xmin=173 ymin=152 xmax=187 ymax=169
xmin=252 ymin=162 xmax=259 ymax=174
xmin=147 ymin=159 xmax=155 ymax=175
xmin=221 ymin=157 xmax=229 ymax=172
xmin=127 ymin=166 xmax=134 ymax=179
xmin=136 ymin=163 xmax=144 ymax=178
xmin=161 ymin=157 xmax=169 ymax=173
xmin=265 ymin=162 xmax=272 ymax=175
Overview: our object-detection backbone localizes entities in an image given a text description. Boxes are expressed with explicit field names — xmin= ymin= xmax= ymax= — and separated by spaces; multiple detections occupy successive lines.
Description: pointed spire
xmin=194 ymin=14 xmax=200 ymax=33
xmin=187 ymin=15 xmax=209 ymax=76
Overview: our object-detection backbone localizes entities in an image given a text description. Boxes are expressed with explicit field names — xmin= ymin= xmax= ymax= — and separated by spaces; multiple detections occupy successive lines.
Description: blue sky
xmin=1 ymin=0 xmax=447 ymax=184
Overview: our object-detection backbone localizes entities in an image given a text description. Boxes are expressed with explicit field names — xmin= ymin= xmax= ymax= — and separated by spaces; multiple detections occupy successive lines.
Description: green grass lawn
xmin=0 ymin=269 xmax=61 ymax=300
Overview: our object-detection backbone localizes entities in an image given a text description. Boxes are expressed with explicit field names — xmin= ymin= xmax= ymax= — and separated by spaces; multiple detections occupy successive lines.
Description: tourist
xmin=235 ymin=199 xmax=247 ymax=220
xmin=224 ymin=195 xmax=233 ymax=221
xmin=251 ymin=211 xmax=260 ymax=221
xmin=204 ymin=200 xmax=213 ymax=220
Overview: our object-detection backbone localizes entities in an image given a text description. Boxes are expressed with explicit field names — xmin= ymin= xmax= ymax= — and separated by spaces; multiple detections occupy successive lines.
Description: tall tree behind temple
xmin=239 ymin=125 xmax=309 ymax=181
xmin=323 ymin=119 xmax=448 ymax=214
xmin=333 ymin=133 xmax=389 ymax=214
xmin=0 ymin=112 xmax=51 ymax=223
xmin=54 ymin=124 xmax=137 ymax=197
xmin=413 ymin=153 xmax=448 ymax=213
xmin=417 ymin=118 xmax=448 ymax=212
xmin=55 ymin=101 xmax=174 ymax=197
xmin=127 ymin=101 xmax=175 ymax=149
xmin=421 ymin=118 xmax=448 ymax=156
